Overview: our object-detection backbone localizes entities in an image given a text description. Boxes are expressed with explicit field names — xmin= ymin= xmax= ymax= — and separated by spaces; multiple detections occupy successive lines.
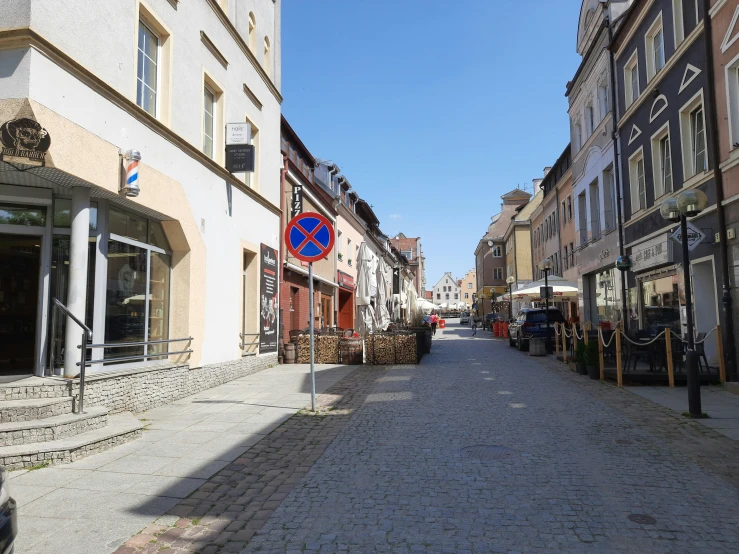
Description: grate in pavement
xmin=460 ymin=445 xmax=517 ymax=461
xmin=628 ymin=514 xmax=657 ymax=525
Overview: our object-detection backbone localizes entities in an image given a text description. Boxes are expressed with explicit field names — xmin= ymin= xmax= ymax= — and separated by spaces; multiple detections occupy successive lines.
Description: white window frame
xmin=645 ymin=13 xmax=665 ymax=82
xmin=598 ymin=78 xmax=610 ymax=121
xmin=725 ymin=51 xmax=739 ymax=150
xmin=628 ymin=147 xmax=647 ymax=213
xmin=624 ymin=50 xmax=640 ymax=108
xmin=202 ymin=85 xmax=216 ymax=158
xmin=673 ymin=0 xmax=685 ymax=48
xmin=136 ymin=20 xmax=161 ymax=117
xmin=650 ymin=121 xmax=673 ymax=199
xmin=493 ymin=268 xmax=503 ymax=280
xmin=492 ymin=245 xmax=502 ymax=257
xmin=586 ymin=103 xmax=595 ymax=136
xmin=679 ymin=90 xmax=708 ymax=181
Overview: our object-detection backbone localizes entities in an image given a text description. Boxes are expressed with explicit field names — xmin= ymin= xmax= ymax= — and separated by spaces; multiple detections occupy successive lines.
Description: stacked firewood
xmin=394 ymin=333 xmax=418 ymax=364
xmin=297 ymin=334 xmax=339 ymax=364
xmin=364 ymin=333 xmax=418 ymax=365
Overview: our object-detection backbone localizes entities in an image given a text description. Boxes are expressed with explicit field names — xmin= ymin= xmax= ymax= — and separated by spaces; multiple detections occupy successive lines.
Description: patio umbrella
xmin=356 ymin=243 xmax=375 ymax=333
xmin=510 ymin=283 xmax=578 ymax=301
xmin=374 ymin=258 xmax=391 ymax=331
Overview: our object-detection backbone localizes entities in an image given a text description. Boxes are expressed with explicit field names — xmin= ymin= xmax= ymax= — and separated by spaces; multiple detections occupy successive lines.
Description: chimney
xmin=533 ymin=178 xmax=544 ymax=191
xmin=543 ymin=166 xmax=552 ymax=176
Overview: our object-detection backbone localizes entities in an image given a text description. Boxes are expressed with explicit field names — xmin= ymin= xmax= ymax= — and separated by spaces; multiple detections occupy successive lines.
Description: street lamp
xmin=540 ymin=258 xmax=553 ymax=353
xmin=506 ymin=275 xmax=516 ymax=321
xmin=660 ymin=189 xmax=708 ymax=417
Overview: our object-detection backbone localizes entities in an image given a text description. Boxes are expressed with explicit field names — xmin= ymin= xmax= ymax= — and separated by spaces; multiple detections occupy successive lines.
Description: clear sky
xmin=281 ymin=0 xmax=583 ymax=290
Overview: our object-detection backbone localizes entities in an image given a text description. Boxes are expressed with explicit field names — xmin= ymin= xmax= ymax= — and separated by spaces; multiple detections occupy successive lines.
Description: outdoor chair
xmin=695 ymin=333 xmax=711 ymax=373
xmin=626 ymin=330 xmax=655 ymax=372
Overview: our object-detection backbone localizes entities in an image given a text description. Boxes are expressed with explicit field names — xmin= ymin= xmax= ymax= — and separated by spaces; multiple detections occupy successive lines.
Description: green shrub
xmin=586 ymin=340 xmax=599 ymax=367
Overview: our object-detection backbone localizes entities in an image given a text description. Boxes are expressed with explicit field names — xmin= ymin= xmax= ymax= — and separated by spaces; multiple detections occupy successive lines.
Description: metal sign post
xmin=308 ymin=262 xmax=315 ymax=411
xmin=284 ymin=212 xmax=335 ymax=413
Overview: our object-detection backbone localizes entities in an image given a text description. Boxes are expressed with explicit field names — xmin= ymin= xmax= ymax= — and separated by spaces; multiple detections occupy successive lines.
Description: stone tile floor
xmin=11 ymin=363 xmax=355 ymax=554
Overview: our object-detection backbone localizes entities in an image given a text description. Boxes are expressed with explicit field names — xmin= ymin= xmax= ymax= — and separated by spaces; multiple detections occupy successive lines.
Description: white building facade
xmin=433 ymin=272 xmax=461 ymax=308
xmin=0 ymin=0 xmax=282 ymax=385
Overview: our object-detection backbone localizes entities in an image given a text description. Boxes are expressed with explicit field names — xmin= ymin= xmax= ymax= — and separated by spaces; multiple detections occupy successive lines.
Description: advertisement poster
xmin=259 ymin=244 xmax=278 ymax=353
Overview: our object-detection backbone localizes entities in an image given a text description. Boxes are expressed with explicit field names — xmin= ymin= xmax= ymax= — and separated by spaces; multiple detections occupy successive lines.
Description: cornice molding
xmin=0 ymin=27 xmax=281 ymax=217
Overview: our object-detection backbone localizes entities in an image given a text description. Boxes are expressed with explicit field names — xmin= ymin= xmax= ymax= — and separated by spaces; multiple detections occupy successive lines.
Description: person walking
xmin=430 ymin=312 xmax=438 ymax=335
xmin=471 ymin=318 xmax=478 ymax=337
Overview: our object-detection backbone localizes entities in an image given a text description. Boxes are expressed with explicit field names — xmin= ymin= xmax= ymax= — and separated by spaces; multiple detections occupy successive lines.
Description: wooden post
xmin=615 ymin=321 xmax=623 ymax=387
xmin=555 ymin=322 xmax=560 ymax=359
xmin=598 ymin=325 xmax=605 ymax=380
xmin=573 ymin=323 xmax=578 ymax=356
xmin=583 ymin=321 xmax=589 ymax=345
xmin=717 ymin=324 xmax=726 ymax=384
xmin=665 ymin=327 xmax=675 ymax=388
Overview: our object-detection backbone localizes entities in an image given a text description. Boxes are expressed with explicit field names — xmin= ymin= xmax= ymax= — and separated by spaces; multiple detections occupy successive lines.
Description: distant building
xmin=390 ymin=234 xmax=425 ymax=295
xmin=432 ymin=273 xmax=461 ymax=308
xmin=459 ymin=270 xmax=476 ymax=309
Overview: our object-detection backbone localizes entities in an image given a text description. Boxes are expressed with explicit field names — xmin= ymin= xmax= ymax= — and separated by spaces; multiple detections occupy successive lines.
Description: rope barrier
xmin=563 ymin=328 xmax=573 ymax=338
xmin=693 ymin=326 xmax=717 ymax=344
xmin=599 ymin=328 xmax=617 ymax=348
xmin=574 ymin=326 xmax=584 ymax=340
xmin=620 ymin=330 xmax=666 ymax=346
xmin=554 ymin=324 xmax=562 ymax=337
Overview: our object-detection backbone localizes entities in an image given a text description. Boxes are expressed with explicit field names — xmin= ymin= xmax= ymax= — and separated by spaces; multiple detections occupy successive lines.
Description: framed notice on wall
xmin=259 ymin=244 xmax=278 ymax=354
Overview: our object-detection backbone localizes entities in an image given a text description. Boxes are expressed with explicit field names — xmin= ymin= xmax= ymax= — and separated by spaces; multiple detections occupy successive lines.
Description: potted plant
xmin=338 ymin=252 xmax=343 ymax=261
xmin=576 ymin=342 xmax=588 ymax=376
xmin=586 ymin=340 xmax=600 ymax=380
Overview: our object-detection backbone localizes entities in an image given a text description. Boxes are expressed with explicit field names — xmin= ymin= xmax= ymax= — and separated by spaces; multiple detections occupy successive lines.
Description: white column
xmin=64 ymin=187 xmax=91 ymax=378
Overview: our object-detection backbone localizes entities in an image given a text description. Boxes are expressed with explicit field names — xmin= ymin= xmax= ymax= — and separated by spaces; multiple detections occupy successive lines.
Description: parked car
xmin=460 ymin=312 xmax=471 ymax=325
xmin=483 ymin=313 xmax=500 ymax=331
xmin=508 ymin=308 xmax=565 ymax=351
xmin=0 ymin=467 xmax=17 ymax=554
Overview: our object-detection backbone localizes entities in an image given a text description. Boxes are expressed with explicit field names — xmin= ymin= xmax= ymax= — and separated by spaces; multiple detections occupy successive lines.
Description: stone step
xmin=0 ymin=397 xmax=74 ymax=423
xmin=0 ymin=407 xmax=108 ymax=447
xmin=0 ymin=412 xmax=143 ymax=470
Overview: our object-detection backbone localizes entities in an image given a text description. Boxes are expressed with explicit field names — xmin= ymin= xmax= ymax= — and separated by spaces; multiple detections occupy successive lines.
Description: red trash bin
xmin=439 ymin=319 xmax=446 ymax=329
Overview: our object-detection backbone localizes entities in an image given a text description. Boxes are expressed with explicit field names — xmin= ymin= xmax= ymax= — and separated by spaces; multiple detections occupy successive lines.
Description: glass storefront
xmin=593 ymin=268 xmax=623 ymax=329
xmin=638 ymin=272 xmax=681 ymax=335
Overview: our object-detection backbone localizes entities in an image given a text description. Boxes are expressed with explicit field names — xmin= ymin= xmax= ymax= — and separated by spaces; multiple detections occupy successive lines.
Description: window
xmin=603 ymin=169 xmax=617 ymax=232
xmin=437 ymin=293 xmax=440 ymax=300
xmin=564 ymin=246 xmax=569 ymax=270
xmin=202 ymin=86 xmax=215 ymax=158
xmin=589 ymin=180 xmax=601 ymax=240
xmin=494 ymin=268 xmax=503 ymax=280
xmin=492 ymin=245 xmax=502 ymax=257
xmin=578 ymin=192 xmax=588 ymax=246
xmin=629 ymin=148 xmax=647 ymax=212
xmin=567 ymin=196 xmax=572 ymax=221
xmin=263 ymin=36 xmax=271 ymax=78
xmin=454 ymin=293 xmax=458 ymax=300
xmin=726 ymin=55 xmax=739 ymax=147
xmin=0 ymin=203 xmax=46 ymax=226
xmin=625 ymin=51 xmax=640 ymax=108
xmin=679 ymin=93 xmax=708 ymax=180
xmin=445 ymin=293 xmax=449 ymax=300
xmin=651 ymin=123 xmax=673 ymax=198
xmin=569 ymin=242 xmax=574 ymax=267
xmin=586 ymin=104 xmax=595 ymax=135
xmin=248 ymin=12 xmax=256 ymax=51
xmin=573 ymin=121 xmax=582 ymax=151
xmin=646 ymin=15 xmax=665 ymax=81
xmin=598 ymin=79 xmax=610 ymax=120
xmin=402 ymin=250 xmax=413 ymax=260
xmin=136 ymin=21 xmax=159 ymax=116
xmin=468 ymin=283 xmax=472 ymax=289
xmin=690 ymin=106 xmax=707 ymax=175
xmin=673 ymin=0 xmax=685 ymax=47
xmin=337 ymin=231 xmax=343 ymax=257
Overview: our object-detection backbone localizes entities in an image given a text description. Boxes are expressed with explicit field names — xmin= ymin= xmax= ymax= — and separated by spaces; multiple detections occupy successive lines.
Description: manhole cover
xmin=628 ymin=514 xmax=656 ymax=525
xmin=460 ymin=445 xmax=517 ymax=461
xmin=615 ymin=439 xmax=633 ymax=445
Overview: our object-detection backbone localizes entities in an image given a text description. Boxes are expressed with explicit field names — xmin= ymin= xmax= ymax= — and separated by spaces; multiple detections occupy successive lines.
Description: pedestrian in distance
xmin=471 ymin=319 xmax=477 ymax=337
xmin=430 ymin=312 xmax=438 ymax=335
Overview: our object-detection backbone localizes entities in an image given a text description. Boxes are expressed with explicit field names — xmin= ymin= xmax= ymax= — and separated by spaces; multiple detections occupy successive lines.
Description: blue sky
xmin=281 ymin=0 xmax=582 ymax=289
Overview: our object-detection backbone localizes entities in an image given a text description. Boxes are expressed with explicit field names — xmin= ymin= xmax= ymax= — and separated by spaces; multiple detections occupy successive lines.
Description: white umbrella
xmin=356 ymin=243 xmax=375 ymax=333
xmin=510 ymin=283 xmax=578 ymax=301
xmin=375 ymin=258 xmax=391 ymax=331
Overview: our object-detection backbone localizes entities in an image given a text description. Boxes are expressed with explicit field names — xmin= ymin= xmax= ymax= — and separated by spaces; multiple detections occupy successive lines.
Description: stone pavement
xmin=245 ymin=322 xmax=739 ymax=553
xmin=10 ymin=363 xmax=355 ymax=554
xmin=628 ymin=385 xmax=739 ymax=441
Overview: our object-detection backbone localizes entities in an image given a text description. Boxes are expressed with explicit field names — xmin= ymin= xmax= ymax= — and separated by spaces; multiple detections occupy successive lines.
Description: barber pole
xmin=121 ymin=149 xmax=141 ymax=197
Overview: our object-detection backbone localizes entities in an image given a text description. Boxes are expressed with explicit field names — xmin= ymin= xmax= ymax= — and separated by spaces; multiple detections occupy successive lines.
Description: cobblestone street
xmin=244 ymin=322 xmax=739 ymax=553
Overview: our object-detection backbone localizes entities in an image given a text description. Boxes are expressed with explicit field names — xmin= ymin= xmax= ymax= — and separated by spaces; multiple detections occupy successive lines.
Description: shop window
xmin=0 ymin=203 xmax=46 ymax=226
xmin=110 ymin=208 xmax=148 ymax=243
xmin=53 ymin=198 xmax=98 ymax=231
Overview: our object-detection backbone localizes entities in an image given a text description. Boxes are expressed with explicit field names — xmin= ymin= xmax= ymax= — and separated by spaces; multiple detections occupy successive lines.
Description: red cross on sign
xmin=285 ymin=212 xmax=335 ymax=263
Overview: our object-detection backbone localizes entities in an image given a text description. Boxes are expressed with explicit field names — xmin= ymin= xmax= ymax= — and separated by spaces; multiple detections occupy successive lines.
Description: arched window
xmin=263 ymin=36 xmax=271 ymax=77
xmin=248 ymin=12 xmax=256 ymax=52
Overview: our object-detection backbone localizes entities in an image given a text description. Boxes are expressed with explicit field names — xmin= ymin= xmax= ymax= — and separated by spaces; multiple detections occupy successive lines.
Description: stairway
xmin=0 ymin=391 xmax=143 ymax=470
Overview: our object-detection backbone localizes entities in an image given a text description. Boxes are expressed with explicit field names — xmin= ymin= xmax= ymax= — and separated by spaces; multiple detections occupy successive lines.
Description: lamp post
xmin=506 ymin=275 xmax=516 ymax=321
xmin=660 ymin=189 xmax=708 ymax=417
xmin=540 ymin=258 xmax=553 ymax=353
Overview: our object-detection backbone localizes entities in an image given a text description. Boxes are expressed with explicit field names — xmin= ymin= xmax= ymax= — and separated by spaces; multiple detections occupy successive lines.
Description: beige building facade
xmin=459 ymin=269 xmax=476 ymax=309
xmin=0 ymin=0 xmax=282 ymax=382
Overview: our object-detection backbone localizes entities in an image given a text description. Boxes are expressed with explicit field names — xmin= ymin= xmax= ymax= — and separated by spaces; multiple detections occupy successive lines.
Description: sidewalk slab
xmin=627 ymin=385 xmax=739 ymax=441
xmin=10 ymin=363 xmax=355 ymax=554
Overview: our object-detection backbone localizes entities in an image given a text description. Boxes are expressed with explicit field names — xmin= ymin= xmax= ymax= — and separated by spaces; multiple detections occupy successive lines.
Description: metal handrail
xmin=239 ymin=333 xmax=259 ymax=352
xmin=87 ymin=337 xmax=193 ymax=349
xmin=50 ymin=298 xmax=92 ymax=414
xmin=81 ymin=348 xmax=193 ymax=366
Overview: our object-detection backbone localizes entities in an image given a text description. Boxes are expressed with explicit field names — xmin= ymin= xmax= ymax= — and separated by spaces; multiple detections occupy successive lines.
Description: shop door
xmin=338 ymin=290 xmax=353 ymax=330
xmin=321 ymin=295 xmax=332 ymax=328
xmin=0 ymin=235 xmax=41 ymax=374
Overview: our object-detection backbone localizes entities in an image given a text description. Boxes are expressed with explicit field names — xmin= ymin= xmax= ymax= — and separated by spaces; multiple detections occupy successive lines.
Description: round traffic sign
xmin=285 ymin=212 xmax=335 ymax=263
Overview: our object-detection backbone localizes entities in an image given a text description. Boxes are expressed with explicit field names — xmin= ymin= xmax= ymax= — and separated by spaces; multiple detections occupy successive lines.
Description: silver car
xmin=460 ymin=312 xmax=471 ymax=325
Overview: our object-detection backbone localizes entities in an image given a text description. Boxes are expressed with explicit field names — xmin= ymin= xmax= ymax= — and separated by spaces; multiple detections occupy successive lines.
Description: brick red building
xmin=389 ymin=234 xmax=425 ymax=295
xmin=279 ymin=118 xmax=338 ymax=347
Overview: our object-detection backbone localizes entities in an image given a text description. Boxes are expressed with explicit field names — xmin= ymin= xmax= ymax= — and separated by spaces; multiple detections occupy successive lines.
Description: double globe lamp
xmin=659 ymin=188 xmax=708 ymax=417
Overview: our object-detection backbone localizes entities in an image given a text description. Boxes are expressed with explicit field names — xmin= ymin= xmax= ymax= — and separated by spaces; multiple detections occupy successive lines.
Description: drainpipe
xmin=606 ymin=13 xmax=629 ymax=333
xmin=279 ymin=154 xmax=288 ymax=350
xmin=703 ymin=0 xmax=737 ymax=379
xmin=556 ymin=187 xmax=563 ymax=275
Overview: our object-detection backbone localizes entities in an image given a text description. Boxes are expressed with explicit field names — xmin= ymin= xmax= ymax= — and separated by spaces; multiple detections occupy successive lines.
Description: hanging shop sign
xmin=291 ymin=184 xmax=303 ymax=218
xmin=392 ymin=267 xmax=400 ymax=295
xmin=670 ymin=221 xmax=705 ymax=252
xmin=337 ymin=270 xmax=354 ymax=291
xmin=0 ymin=118 xmax=51 ymax=163
xmin=259 ymin=243 xmax=278 ymax=354
xmin=631 ymin=233 xmax=672 ymax=272
xmin=226 ymin=123 xmax=251 ymax=145
xmin=225 ymin=144 xmax=255 ymax=173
